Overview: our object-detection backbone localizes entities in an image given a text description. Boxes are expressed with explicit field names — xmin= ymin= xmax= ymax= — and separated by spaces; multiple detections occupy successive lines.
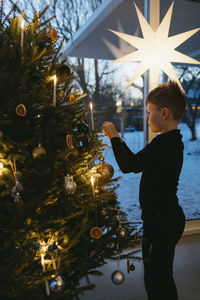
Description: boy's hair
xmin=146 ymin=81 xmax=186 ymax=120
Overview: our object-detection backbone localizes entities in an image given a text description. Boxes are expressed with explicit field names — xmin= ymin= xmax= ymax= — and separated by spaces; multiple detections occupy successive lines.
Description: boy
xmin=103 ymin=81 xmax=186 ymax=300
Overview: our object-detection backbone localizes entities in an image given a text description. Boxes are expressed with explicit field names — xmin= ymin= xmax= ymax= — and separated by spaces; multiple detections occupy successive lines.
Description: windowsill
xmin=183 ymin=219 xmax=200 ymax=236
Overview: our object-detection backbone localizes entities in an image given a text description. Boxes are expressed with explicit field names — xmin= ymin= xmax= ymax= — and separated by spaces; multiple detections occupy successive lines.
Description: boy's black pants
xmin=142 ymin=206 xmax=185 ymax=300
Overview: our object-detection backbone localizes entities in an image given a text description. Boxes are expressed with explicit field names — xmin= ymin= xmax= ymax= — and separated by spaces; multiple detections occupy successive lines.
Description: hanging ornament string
xmin=90 ymin=171 xmax=102 ymax=239
xmin=117 ymin=208 xmax=126 ymax=237
xmin=116 ymin=243 xmax=120 ymax=272
xmin=99 ymin=147 xmax=104 ymax=162
xmin=10 ymin=159 xmax=23 ymax=203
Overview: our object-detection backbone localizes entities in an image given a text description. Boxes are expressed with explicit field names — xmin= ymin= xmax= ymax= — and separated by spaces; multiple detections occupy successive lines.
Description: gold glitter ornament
xmin=32 ymin=144 xmax=46 ymax=159
xmin=90 ymin=226 xmax=102 ymax=239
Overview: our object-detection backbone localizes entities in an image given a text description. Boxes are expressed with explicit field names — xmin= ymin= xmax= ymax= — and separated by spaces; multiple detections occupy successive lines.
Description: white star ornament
xmin=109 ymin=2 xmax=200 ymax=91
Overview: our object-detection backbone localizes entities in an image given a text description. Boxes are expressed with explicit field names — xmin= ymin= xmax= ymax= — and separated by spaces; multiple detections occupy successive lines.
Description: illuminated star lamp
xmin=109 ymin=1 xmax=200 ymax=91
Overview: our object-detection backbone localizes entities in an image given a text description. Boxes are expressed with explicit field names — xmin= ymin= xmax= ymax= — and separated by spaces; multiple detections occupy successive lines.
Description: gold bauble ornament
xmin=101 ymin=208 xmax=107 ymax=215
xmin=16 ymin=104 xmax=26 ymax=116
xmin=90 ymin=226 xmax=102 ymax=239
xmin=32 ymin=144 xmax=46 ymax=159
xmin=97 ymin=162 xmax=114 ymax=182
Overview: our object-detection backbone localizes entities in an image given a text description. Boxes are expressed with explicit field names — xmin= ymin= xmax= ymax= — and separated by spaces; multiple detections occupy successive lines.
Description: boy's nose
xmin=145 ymin=114 xmax=148 ymax=121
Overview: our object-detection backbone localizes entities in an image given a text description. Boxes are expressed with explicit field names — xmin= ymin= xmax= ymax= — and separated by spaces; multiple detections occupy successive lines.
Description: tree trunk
xmin=94 ymin=58 xmax=100 ymax=110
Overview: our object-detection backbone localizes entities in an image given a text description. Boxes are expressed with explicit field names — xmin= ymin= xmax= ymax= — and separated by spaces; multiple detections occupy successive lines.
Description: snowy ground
xmin=103 ymin=120 xmax=200 ymax=222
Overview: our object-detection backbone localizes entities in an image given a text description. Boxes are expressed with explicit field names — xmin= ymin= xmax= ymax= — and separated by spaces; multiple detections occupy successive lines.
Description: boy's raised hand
xmin=102 ymin=121 xmax=121 ymax=140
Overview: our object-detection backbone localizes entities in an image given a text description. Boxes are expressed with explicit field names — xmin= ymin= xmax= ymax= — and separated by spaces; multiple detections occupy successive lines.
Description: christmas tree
xmin=0 ymin=3 xmax=138 ymax=299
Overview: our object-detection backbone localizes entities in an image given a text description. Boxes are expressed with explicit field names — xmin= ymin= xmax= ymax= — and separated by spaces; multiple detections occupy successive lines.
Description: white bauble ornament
xmin=50 ymin=275 xmax=65 ymax=293
xmin=64 ymin=174 xmax=77 ymax=194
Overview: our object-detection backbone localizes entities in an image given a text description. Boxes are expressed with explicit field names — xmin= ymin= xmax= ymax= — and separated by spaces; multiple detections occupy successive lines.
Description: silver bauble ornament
xmin=32 ymin=144 xmax=46 ymax=159
xmin=50 ymin=275 xmax=65 ymax=293
xmin=98 ymin=162 xmax=114 ymax=182
xmin=64 ymin=174 xmax=77 ymax=194
xmin=111 ymin=270 xmax=125 ymax=285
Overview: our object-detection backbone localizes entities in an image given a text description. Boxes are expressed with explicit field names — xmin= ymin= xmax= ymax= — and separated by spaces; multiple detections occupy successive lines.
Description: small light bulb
xmin=0 ymin=162 xmax=4 ymax=175
xmin=91 ymin=175 xmax=94 ymax=187
xmin=53 ymin=74 xmax=57 ymax=85
xmin=21 ymin=18 xmax=24 ymax=30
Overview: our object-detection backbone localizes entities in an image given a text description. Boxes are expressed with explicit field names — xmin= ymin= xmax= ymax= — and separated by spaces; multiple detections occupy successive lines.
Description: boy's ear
xmin=162 ymin=107 xmax=170 ymax=120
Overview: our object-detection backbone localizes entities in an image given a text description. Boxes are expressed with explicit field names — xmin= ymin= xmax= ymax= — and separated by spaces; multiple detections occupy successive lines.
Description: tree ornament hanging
xmin=99 ymin=151 xmax=104 ymax=162
xmin=11 ymin=180 xmax=23 ymax=203
xmin=64 ymin=174 xmax=77 ymax=194
xmin=10 ymin=161 xmax=23 ymax=203
xmin=111 ymin=270 xmax=125 ymax=285
xmin=134 ymin=232 xmax=138 ymax=240
xmin=111 ymin=246 xmax=125 ymax=285
xmin=49 ymin=27 xmax=58 ymax=43
xmin=101 ymin=208 xmax=107 ymax=215
xmin=69 ymin=93 xmax=75 ymax=104
xmin=16 ymin=104 xmax=26 ymax=116
xmin=127 ymin=259 xmax=130 ymax=274
xmin=97 ymin=162 xmax=114 ymax=182
xmin=130 ymin=263 xmax=136 ymax=271
xmin=66 ymin=134 xmax=74 ymax=149
xmin=90 ymin=226 xmax=103 ymax=239
xmin=50 ymin=275 xmax=65 ymax=294
xmin=118 ymin=226 xmax=126 ymax=238
xmin=32 ymin=144 xmax=46 ymax=159
xmin=117 ymin=208 xmax=126 ymax=237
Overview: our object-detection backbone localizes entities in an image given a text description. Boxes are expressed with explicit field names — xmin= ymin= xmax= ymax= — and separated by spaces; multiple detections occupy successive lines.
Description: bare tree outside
xmin=13 ymin=0 xmax=121 ymax=130
xmin=177 ymin=65 xmax=200 ymax=140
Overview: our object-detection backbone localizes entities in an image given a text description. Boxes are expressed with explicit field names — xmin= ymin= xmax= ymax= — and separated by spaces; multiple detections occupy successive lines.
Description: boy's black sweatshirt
xmin=111 ymin=129 xmax=184 ymax=221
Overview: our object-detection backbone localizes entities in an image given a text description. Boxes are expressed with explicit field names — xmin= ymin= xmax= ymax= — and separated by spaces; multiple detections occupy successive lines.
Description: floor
xmin=79 ymin=234 xmax=200 ymax=300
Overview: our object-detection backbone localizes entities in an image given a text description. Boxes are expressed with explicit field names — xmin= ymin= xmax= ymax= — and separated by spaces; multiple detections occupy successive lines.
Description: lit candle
xmin=91 ymin=175 xmax=95 ymax=197
xmin=21 ymin=18 xmax=24 ymax=50
xmin=0 ymin=162 xmax=5 ymax=175
xmin=53 ymin=75 xmax=57 ymax=107
xmin=90 ymin=102 xmax=94 ymax=130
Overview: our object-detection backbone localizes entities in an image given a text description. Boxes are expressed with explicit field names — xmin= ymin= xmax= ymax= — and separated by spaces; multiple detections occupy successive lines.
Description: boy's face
xmin=146 ymin=103 xmax=164 ymax=133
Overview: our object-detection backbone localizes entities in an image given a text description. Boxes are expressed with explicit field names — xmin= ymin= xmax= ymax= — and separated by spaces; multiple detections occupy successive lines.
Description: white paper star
xmin=109 ymin=2 xmax=200 ymax=91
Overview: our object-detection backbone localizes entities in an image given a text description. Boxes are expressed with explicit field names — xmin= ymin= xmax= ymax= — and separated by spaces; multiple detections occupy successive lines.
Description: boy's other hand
xmin=102 ymin=121 xmax=121 ymax=140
